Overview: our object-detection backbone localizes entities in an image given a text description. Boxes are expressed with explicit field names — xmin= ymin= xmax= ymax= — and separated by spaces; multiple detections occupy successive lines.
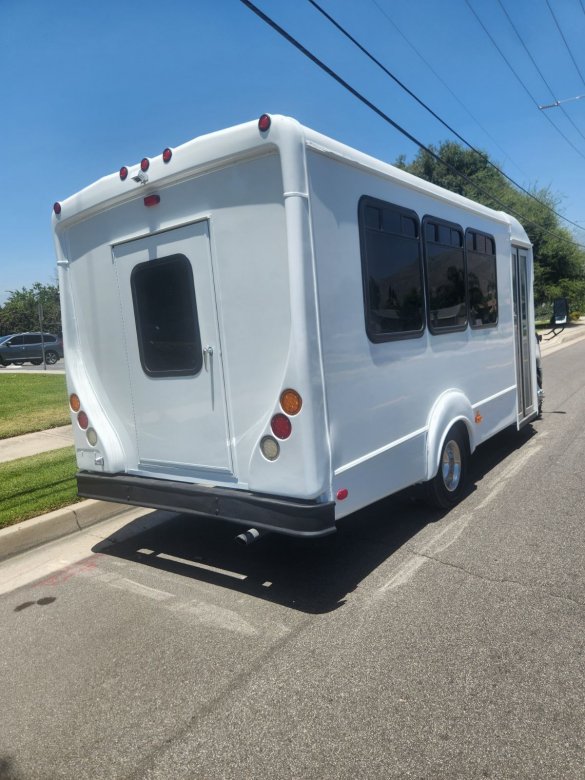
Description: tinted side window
xmin=466 ymin=229 xmax=498 ymax=328
xmin=423 ymin=217 xmax=466 ymax=332
xmin=23 ymin=335 xmax=40 ymax=345
xmin=44 ymin=335 xmax=57 ymax=343
xmin=359 ymin=197 xmax=425 ymax=341
xmin=131 ymin=254 xmax=203 ymax=377
xmin=9 ymin=336 xmax=24 ymax=346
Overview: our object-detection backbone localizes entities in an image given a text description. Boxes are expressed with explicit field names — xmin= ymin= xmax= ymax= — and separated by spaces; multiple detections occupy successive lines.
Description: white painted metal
xmin=53 ymin=115 xmax=536 ymax=530
xmin=113 ymin=221 xmax=233 ymax=478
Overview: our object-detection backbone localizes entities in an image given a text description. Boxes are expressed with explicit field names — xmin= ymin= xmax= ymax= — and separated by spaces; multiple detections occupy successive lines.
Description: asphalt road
xmin=1 ymin=343 xmax=584 ymax=779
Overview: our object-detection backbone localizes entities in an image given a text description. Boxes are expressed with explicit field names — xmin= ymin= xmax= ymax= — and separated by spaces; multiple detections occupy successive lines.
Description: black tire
xmin=425 ymin=424 xmax=469 ymax=509
xmin=44 ymin=351 xmax=59 ymax=365
xmin=30 ymin=359 xmax=43 ymax=366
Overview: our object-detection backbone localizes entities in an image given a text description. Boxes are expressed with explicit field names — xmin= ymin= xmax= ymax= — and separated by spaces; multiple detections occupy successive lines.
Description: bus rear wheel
xmin=426 ymin=425 xmax=469 ymax=509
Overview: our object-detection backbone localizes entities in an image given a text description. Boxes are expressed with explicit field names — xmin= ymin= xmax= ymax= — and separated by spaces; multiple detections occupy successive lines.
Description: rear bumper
xmin=77 ymin=471 xmax=337 ymax=538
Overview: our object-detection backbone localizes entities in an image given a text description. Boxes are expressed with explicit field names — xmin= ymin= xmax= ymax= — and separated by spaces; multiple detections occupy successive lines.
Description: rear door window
xmin=131 ymin=254 xmax=203 ymax=377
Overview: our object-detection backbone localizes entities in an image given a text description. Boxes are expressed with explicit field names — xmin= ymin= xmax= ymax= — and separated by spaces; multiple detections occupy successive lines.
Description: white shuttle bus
xmin=52 ymin=114 xmax=538 ymax=539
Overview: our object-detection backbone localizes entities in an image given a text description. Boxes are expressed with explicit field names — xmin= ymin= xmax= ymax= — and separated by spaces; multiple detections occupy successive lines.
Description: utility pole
xmin=38 ymin=300 xmax=46 ymax=371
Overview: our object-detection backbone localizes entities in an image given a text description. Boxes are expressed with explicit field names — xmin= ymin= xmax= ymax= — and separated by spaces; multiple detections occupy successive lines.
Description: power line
xmin=465 ymin=0 xmax=585 ymax=164
xmin=497 ymin=0 xmax=585 ymax=146
xmin=239 ymin=0 xmax=585 ymax=251
xmin=545 ymin=0 xmax=585 ymax=89
xmin=307 ymin=0 xmax=585 ymax=234
xmin=367 ymin=0 xmax=525 ymax=178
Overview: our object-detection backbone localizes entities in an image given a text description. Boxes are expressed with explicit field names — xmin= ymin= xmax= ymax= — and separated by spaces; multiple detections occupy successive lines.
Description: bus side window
xmin=423 ymin=216 xmax=467 ymax=333
xmin=466 ymin=229 xmax=498 ymax=328
xmin=358 ymin=196 xmax=425 ymax=342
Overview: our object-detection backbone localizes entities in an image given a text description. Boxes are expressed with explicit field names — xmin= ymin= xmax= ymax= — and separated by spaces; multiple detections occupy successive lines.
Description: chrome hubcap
xmin=441 ymin=440 xmax=462 ymax=492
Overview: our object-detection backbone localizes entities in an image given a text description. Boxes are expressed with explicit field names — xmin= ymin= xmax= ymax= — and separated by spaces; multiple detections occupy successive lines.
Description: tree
xmin=396 ymin=143 xmax=585 ymax=308
xmin=0 ymin=282 xmax=61 ymax=335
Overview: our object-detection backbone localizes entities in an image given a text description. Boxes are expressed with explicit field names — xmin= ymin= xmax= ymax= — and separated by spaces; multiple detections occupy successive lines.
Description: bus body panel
xmin=53 ymin=115 xmax=536 ymax=536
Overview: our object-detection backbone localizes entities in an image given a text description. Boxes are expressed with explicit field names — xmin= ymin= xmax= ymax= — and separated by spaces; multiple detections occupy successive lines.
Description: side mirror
xmin=553 ymin=297 xmax=569 ymax=326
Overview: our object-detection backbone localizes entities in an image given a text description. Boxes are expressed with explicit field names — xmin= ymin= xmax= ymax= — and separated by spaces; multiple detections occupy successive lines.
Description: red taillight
xmin=258 ymin=113 xmax=271 ymax=132
xmin=119 ymin=166 xmax=128 ymax=180
xmin=271 ymin=413 xmax=291 ymax=439
xmin=162 ymin=147 xmax=172 ymax=163
xmin=77 ymin=411 xmax=89 ymax=430
xmin=144 ymin=194 xmax=160 ymax=208
xmin=140 ymin=158 xmax=150 ymax=172
xmin=53 ymin=202 xmax=62 ymax=215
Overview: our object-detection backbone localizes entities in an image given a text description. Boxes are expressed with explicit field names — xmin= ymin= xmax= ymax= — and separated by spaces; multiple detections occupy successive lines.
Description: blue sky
xmin=2 ymin=0 xmax=585 ymax=305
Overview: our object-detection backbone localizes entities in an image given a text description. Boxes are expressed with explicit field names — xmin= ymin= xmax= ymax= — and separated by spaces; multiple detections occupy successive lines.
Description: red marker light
xmin=119 ymin=166 xmax=129 ymax=180
xmin=53 ymin=202 xmax=62 ymax=215
xmin=144 ymin=194 xmax=160 ymax=208
xmin=77 ymin=411 xmax=89 ymax=430
xmin=258 ymin=113 xmax=271 ymax=132
xmin=270 ymin=413 xmax=292 ymax=440
xmin=336 ymin=488 xmax=349 ymax=501
xmin=162 ymin=148 xmax=172 ymax=163
xmin=140 ymin=158 xmax=150 ymax=172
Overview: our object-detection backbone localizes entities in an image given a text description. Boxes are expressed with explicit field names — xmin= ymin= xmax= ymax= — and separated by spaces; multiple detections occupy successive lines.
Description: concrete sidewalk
xmin=1 ymin=319 xmax=585 ymax=562
xmin=0 ymin=424 xmax=73 ymax=463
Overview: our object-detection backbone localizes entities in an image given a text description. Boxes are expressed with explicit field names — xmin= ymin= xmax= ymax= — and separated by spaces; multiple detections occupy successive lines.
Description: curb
xmin=0 ymin=499 xmax=130 ymax=562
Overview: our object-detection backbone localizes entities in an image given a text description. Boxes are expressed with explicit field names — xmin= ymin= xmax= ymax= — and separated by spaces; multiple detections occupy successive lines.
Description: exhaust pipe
xmin=235 ymin=528 xmax=264 ymax=546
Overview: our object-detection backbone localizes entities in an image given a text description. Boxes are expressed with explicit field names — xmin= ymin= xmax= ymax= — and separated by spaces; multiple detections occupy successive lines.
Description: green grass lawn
xmin=0 ymin=373 xmax=70 ymax=439
xmin=0 ymin=447 xmax=80 ymax=528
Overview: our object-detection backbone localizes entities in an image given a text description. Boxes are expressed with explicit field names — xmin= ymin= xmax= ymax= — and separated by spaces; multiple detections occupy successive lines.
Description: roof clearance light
xmin=77 ymin=411 xmax=89 ymax=430
xmin=271 ymin=413 xmax=292 ymax=440
xmin=69 ymin=394 xmax=81 ymax=412
xmin=140 ymin=158 xmax=150 ymax=172
xmin=280 ymin=389 xmax=302 ymax=416
xmin=120 ymin=166 xmax=129 ymax=180
xmin=162 ymin=148 xmax=172 ymax=163
xmin=53 ymin=202 xmax=62 ymax=215
xmin=258 ymin=113 xmax=271 ymax=132
xmin=260 ymin=436 xmax=280 ymax=461
xmin=144 ymin=194 xmax=160 ymax=208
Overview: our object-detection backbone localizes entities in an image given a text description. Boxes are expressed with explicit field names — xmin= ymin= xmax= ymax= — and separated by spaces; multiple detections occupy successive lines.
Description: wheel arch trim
xmin=426 ymin=390 xmax=475 ymax=481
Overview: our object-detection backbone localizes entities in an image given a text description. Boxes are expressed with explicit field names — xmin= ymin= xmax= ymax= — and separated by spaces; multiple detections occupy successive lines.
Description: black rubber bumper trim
xmin=77 ymin=472 xmax=336 ymax=538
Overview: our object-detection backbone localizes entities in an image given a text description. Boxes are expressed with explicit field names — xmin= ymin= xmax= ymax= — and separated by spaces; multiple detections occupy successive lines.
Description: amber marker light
xmin=70 ymin=394 xmax=81 ymax=412
xmin=280 ymin=389 xmax=302 ymax=416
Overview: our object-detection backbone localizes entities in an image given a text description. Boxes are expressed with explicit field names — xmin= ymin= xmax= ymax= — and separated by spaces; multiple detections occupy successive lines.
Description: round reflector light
xmin=162 ymin=147 xmax=172 ymax=163
xmin=280 ymin=389 xmax=302 ymax=416
xmin=271 ymin=413 xmax=292 ymax=440
xmin=140 ymin=158 xmax=150 ymax=172
xmin=260 ymin=436 xmax=280 ymax=461
xmin=119 ymin=166 xmax=129 ymax=180
xmin=53 ymin=202 xmax=62 ymax=215
xmin=336 ymin=488 xmax=349 ymax=501
xmin=144 ymin=194 xmax=160 ymax=208
xmin=87 ymin=428 xmax=98 ymax=446
xmin=77 ymin=411 xmax=89 ymax=430
xmin=69 ymin=394 xmax=81 ymax=412
xmin=258 ymin=113 xmax=271 ymax=132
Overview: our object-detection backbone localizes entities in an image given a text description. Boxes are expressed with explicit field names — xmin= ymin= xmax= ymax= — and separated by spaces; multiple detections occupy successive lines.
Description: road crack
xmin=415 ymin=550 xmax=585 ymax=610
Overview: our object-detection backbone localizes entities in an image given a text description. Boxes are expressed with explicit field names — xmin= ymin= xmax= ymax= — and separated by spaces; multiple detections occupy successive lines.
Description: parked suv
xmin=0 ymin=332 xmax=64 ymax=366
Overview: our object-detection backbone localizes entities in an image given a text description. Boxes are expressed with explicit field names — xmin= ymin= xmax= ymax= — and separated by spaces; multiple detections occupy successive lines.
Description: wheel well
xmin=425 ymin=390 xmax=475 ymax=482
